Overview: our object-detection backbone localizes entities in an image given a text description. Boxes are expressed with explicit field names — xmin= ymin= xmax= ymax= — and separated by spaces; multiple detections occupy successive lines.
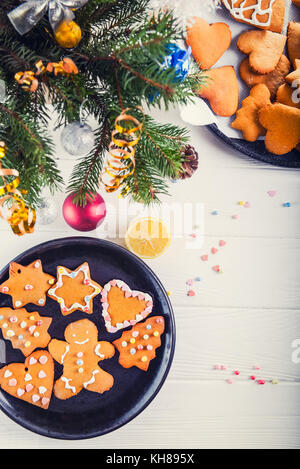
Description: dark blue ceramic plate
xmin=0 ymin=237 xmax=175 ymax=440
xmin=208 ymin=124 xmax=300 ymax=168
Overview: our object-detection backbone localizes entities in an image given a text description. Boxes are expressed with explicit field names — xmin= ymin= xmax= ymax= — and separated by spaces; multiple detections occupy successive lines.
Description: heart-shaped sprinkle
xmin=186 ymin=279 xmax=193 ymax=286
xmin=212 ymin=265 xmax=221 ymax=273
xmin=4 ymin=370 xmax=12 ymax=378
xmin=268 ymin=190 xmax=277 ymax=198
xmin=24 ymin=373 xmax=32 ymax=382
xmin=41 ymin=397 xmax=50 ymax=406
xmin=39 ymin=386 xmax=47 ymax=394
xmin=219 ymin=240 xmax=226 ymax=247
xmin=17 ymin=388 xmax=25 ymax=397
xmin=201 ymin=255 xmax=208 ymax=261
xmin=8 ymin=378 xmax=17 ymax=387
xmin=38 ymin=370 xmax=46 ymax=379
xmin=187 ymin=290 xmax=196 ymax=297
xmin=25 ymin=383 xmax=33 ymax=392
xmin=29 ymin=357 xmax=37 ymax=366
xmin=211 ymin=248 xmax=218 ymax=255
xmin=32 ymin=394 xmax=40 ymax=403
xmin=244 ymin=201 xmax=251 ymax=208
xmin=39 ymin=355 xmax=48 ymax=365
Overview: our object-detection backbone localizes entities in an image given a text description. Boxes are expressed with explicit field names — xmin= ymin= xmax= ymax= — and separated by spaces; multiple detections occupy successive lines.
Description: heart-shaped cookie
xmin=186 ymin=17 xmax=231 ymax=69
xmin=101 ymin=280 xmax=153 ymax=333
xmin=237 ymin=30 xmax=287 ymax=74
xmin=259 ymin=103 xmax=300 ymax=155
xmin=197 ymin=66 xmax=239 ymax=117
xmin=0 ymin=350 xmax=54 ymax=409
xmin=222 ymin=0 xmax=285 ymax=34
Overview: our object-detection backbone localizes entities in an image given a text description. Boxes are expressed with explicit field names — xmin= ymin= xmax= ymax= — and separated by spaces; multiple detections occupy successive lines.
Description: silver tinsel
xmin=36 ymin=197 xmax=58 ymax=225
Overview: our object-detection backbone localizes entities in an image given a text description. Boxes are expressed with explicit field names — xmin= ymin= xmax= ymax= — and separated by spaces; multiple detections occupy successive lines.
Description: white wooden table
xmin=0 ymin=107 xmax=300 ymax=449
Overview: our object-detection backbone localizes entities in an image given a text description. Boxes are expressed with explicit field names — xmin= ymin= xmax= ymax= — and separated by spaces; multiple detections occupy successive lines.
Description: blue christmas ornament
xmin=163 ymin=43 xmax=192 ymax=83
xmin=148 ymin=43 xmax=192 ymax=102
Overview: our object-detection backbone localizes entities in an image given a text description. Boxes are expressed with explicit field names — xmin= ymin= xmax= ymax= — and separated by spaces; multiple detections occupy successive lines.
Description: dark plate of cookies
xmin=0 ymin=237 xmax=175 ymax=439
xmin=186 ymin=0 xmax=300 ymax=167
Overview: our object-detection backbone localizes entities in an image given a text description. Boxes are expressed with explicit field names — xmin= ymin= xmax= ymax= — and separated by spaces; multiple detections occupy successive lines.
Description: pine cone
xmin=179 ymin=145 xmax=199 ymax=179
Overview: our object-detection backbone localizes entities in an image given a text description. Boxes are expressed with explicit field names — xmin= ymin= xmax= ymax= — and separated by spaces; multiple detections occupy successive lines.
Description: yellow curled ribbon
xmin=0 ymin=142 xmax=36 ymax=236
xmin=102 ymin=108 xmax=144 ymax=193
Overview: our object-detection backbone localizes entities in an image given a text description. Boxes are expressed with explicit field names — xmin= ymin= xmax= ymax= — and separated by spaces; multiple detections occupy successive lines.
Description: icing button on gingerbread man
xmin=48 ymin=319 xmax=115 ymax=400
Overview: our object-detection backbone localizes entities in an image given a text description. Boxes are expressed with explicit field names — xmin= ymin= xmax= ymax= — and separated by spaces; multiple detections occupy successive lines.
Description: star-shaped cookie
xmin=0 ymin=260 xmax=55 ymax=309
xmin=47 ymin=262 xmax=102 ymax=316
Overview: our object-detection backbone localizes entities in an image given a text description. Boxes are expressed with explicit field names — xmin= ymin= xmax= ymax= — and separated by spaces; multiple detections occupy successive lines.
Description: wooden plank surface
xmin=0 ymin=106 xmax=299 ymax=448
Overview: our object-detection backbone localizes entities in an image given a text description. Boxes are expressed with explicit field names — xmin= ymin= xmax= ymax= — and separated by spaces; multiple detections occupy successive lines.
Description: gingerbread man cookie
xmin=0 ymin=350 xmax=54 ymax=409
xmin=48 ymin=262 xmax=102 ymax=316
xmin=113 ymin=316 xmax=165 ymax=371
xmin=0 ymin=260 xmax=55 ymax=309
xmin=232 ymin=84 xmax=271 ymax=141
xmin=48 ymin=319 xmax=115 ymax=399
xmin=0 ymin=307 xmax=52 ymax=357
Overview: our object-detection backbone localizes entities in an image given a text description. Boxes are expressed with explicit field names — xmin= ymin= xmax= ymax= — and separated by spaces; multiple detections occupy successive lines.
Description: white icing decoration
xmin=61 ymin=376 xmax=76 ymax=394
xmin=83 ymin=369 xmax=99 ymax=388
xmin=222 ymin=0 xmax=276 ymax=28
xmin=75 ymin=338 xmax=89 ymax=345
xmin=24 ymin=373 xmax=32 ymax=381
xmin=101 ymin=279 xmax=153 ymax=334
xmin=39 ymin=386 xmax=47 ymax=394
xmin=94 ymin=343 xmax=105 ymax=359
xmin=4 ymin=370 xmax=12 ymax=378
xmin=61 ymin=344 xmax=70 ymax=364
xmin=49 ymin=264 xmax=101 ymax=313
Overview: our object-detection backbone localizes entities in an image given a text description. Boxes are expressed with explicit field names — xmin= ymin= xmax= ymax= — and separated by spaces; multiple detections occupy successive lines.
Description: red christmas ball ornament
xmin=63 ymin=192 xmax=106 ymax=232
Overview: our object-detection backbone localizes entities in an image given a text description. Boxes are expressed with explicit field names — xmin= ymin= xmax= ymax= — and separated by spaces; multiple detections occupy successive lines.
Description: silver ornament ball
xmin=36 ymin=197 xmax=58 ymax=225
xmin=61 ymin=122 xmax=95 ymax=156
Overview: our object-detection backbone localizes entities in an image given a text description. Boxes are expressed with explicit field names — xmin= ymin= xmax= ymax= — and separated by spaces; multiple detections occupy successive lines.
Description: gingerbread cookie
xmin=0 ymin=350 xmax=54 ymax=409
xmin=186 ymin=17 xmax=231 ymax=69
xmin=197 ymin=66 xmax=239 ymax=117
xmin=101 ymin=280 xmax=153 ymax=333
xmin=0 ymin=307 xmax=52 ymax=357
xmin=113 ymin=316 xmax=165 ymax=372
xmin=222 ymin=0 xmax=285 ymax=33
xmin=286 ymin=59 xmax=300 ymax=91
xmin=259 ymin=103 xmax=300 ymax=154
xmin=0 ymin=260 xmax=55 ymax=309
xmin=48 ymin=319 xmax=115 ymax=399
xmin=240 ymin=55 xmax=290 ymax=99
xmin=276 ymin=84 xmax=300 ymax=108
xmin=232 ymin=84 xmax=271 ymax=141
xmin=288 ymin=23 xmax=300 ymax=65
xmin=47 ymin=262 xmax=102 ymax=316
xmin=237 ymin=29 xmax=287 ymax=74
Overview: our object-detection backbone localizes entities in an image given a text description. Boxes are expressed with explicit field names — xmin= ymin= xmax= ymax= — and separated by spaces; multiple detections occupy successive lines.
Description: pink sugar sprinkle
xmin=257 ymin=380 xmax=265 ymax=385
xmin=227 ymin=379 xmax=233 ymax=384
